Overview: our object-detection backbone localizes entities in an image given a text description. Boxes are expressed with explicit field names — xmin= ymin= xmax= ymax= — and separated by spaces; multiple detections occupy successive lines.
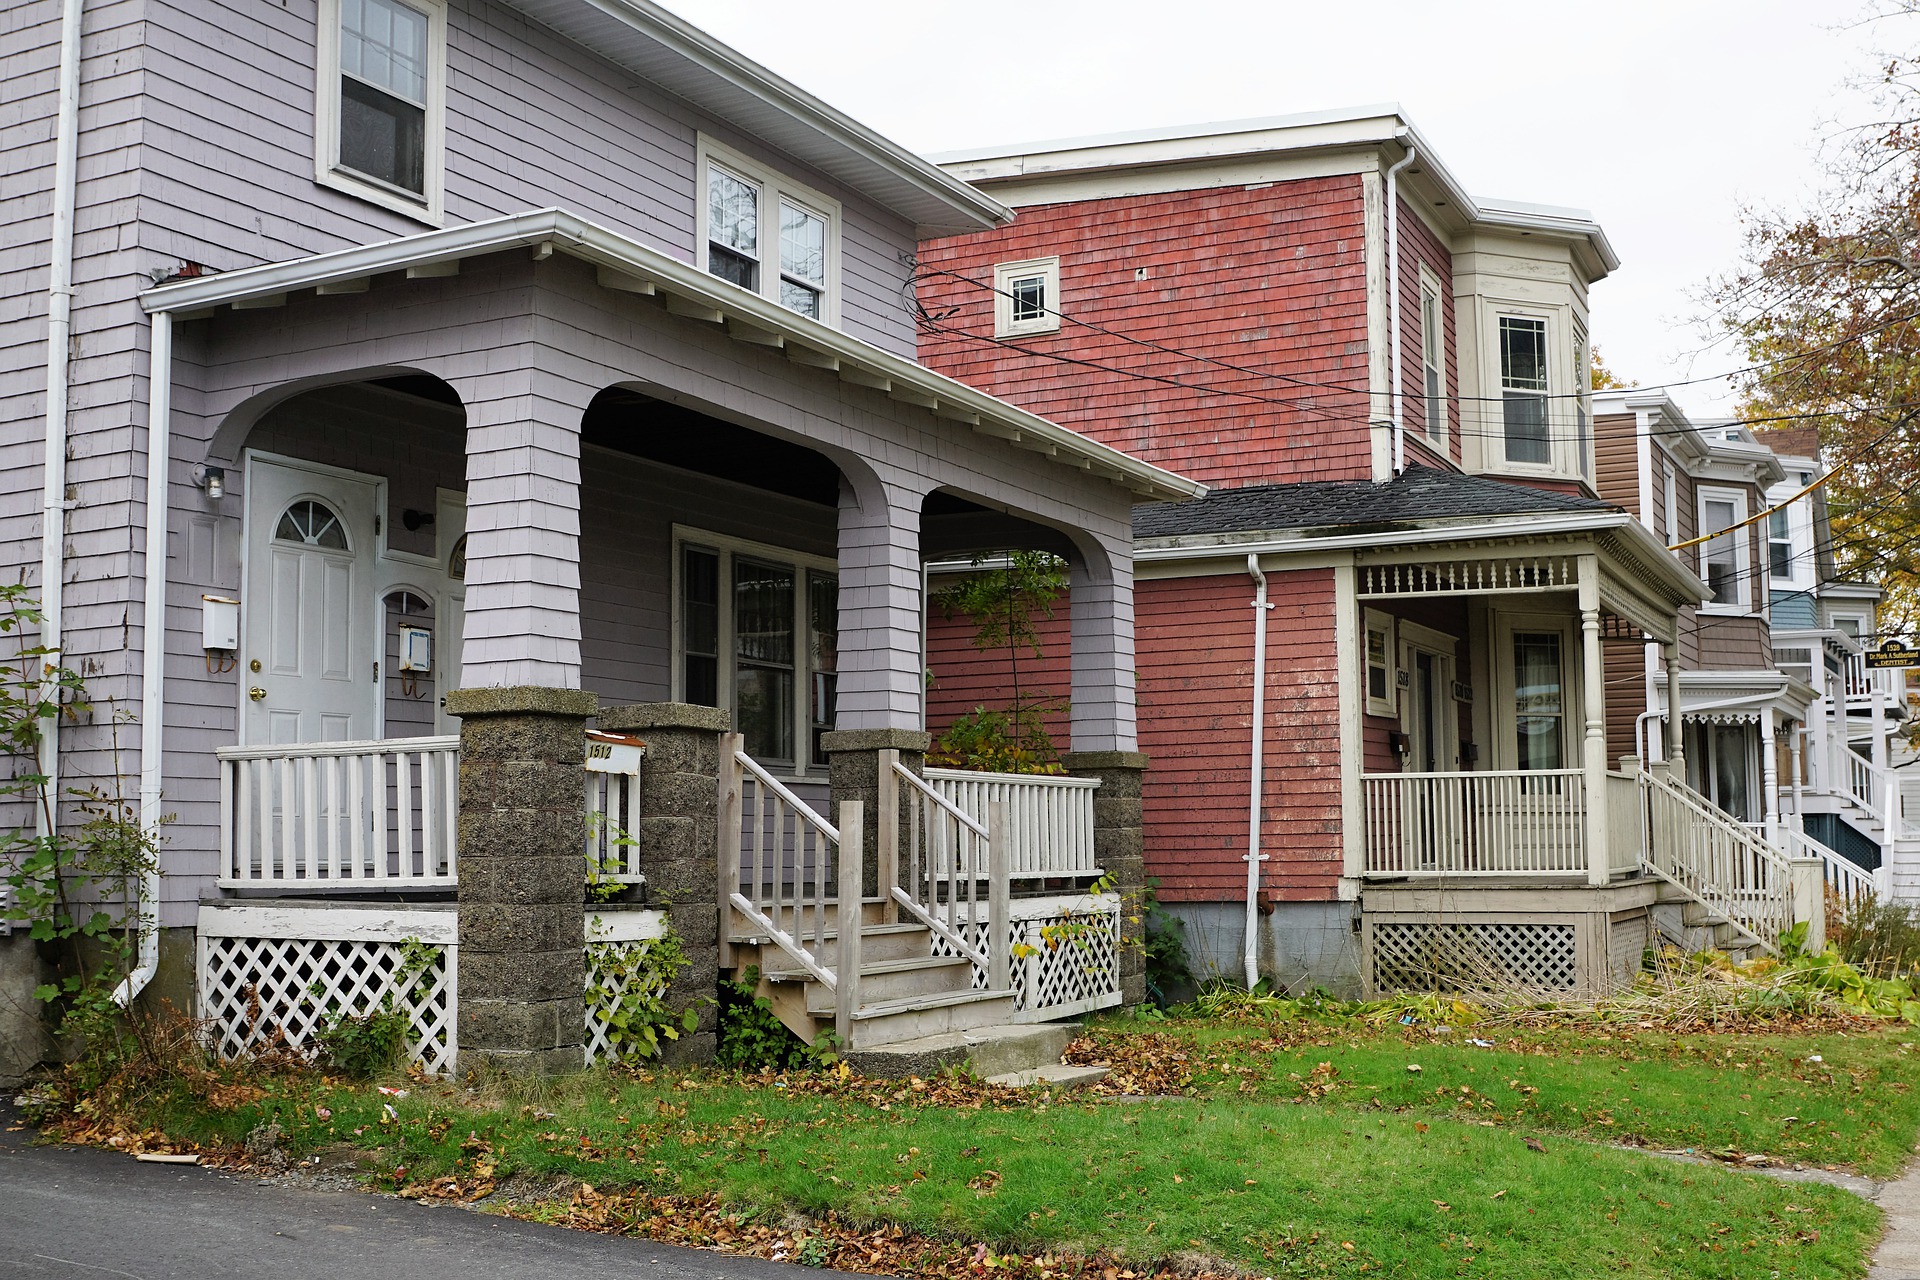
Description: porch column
xmin=1789 ymin=728 xmax=1806 ymax=827
xmin=1579 ymin=559 xmax=1609 ymax=886
xmin=1068 ymin=535 xmax=1138 ymax=754
xmin=447 ymin=686 xmax=597 ymax=1075
xmin=456 ymin=370 xmax=586 ymax=687
xmin=1761 ymin=713 xmax=1782 ymax=844
xmin=828 ymin=477 xmax=927 ymax=895
xmin=596 ymin=703 xmax=727 ymax=1063
xmin=1062 ymin=751 xmax=1149 ymax=1008
xmin=1664 ymin=643 xmax=1685 ymax=779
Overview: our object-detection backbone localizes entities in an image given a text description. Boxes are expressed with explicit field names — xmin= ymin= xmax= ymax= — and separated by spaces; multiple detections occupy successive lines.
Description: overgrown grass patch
xmin=1139 ymin=1020 xmax=1920 ymax=1177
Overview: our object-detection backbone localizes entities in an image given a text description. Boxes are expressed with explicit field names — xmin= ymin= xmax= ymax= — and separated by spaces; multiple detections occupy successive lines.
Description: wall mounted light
xmin=192 ymin=464 xmax=225 ymax=501
xmin=401 ymin=508 xmax=436 ymax=532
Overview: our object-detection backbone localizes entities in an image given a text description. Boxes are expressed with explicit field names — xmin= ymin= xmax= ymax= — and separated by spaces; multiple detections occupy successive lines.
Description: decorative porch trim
xmin=137 ymin=209 xmax=1202 ymax=504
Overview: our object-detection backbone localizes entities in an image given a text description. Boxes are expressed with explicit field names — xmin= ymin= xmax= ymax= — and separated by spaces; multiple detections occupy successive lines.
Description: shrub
xmin=716 ymin=968 xmax=829 ymax=1070
xmin=315 ymin=1005 xmax=412 ymax=1079
xmin=1829 ymin=894 xmax=1920 ymax=976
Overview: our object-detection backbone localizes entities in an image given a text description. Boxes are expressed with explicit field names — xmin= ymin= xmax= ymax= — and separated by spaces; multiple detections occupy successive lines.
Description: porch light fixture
xmin=192 ymin=464 xmax=225 ymax=501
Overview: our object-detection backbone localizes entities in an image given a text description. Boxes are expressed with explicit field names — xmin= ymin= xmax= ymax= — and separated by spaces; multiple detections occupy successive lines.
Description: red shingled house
xmin=914 ymin=108 xmax=1792 ymax=995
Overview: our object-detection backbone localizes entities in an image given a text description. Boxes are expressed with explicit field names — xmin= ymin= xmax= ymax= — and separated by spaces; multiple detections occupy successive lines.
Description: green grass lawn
xmin=102 ymin=1017 xmax=1917 ymax=1279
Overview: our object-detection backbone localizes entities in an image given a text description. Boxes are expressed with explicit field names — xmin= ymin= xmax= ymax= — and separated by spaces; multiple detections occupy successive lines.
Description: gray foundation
xmin=822 ymin=728 xmax=928 ymax=900
xmin=0 ymin=934 xmax=50 ymax=1087
xmin=1062 ymin=752 xmax=1148 ymax=1008
xmin=1167 ymin=900 xmax=1365 ymax=998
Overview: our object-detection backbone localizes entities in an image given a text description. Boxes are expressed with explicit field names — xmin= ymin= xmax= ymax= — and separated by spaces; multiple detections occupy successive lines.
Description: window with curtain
xmin=1512 ymin=632 xmax=1564 ymax=771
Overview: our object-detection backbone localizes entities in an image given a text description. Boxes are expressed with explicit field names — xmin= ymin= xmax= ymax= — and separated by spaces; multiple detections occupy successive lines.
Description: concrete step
xmin=802 ymin=954 xmax=974 ymax=1013
xmin=986 ymin=1063 xmax=1109 ymax=1090
xmin=851 ymin=988 xmax=1019 ymax=1045
xmin=845 ymin=1020 xmax=1079 ymax=1079
xmin=757 ymin=923 xmax=935 ymax=971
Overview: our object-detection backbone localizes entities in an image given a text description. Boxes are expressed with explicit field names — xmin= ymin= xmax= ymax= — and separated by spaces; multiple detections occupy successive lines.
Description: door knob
xmin=249 ymin=686 xmax=267 ymax=701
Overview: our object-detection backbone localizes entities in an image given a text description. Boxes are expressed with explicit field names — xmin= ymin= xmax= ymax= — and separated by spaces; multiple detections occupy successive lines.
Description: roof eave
xmin=139 ymin=208 xmax=1200 ymax=504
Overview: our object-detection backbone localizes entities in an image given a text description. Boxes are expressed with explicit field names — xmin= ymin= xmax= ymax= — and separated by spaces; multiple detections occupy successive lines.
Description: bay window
xmin=676 ymin=532 xmax=837 ymax=772
xmin=1420 ymin=270 xmax=1445 ymax=441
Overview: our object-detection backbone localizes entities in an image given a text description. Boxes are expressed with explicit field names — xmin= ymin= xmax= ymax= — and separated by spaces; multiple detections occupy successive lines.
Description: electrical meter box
xmin=398 ymin=624 xmax=432 ymax=673
xmin=201 ymin=595 xmax=239 ymax=651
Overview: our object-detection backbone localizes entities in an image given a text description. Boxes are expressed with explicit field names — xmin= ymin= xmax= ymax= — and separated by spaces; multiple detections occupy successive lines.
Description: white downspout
xmin=1384 ymin=140 xmax=1418 ymax=475
xmin=1243 ymin=554 xmax=1272 ymax=989
xmin=114 ymin=307 xmax=170 ymax=1009
xmin=37 ymin=0 xmax=86 ymax=837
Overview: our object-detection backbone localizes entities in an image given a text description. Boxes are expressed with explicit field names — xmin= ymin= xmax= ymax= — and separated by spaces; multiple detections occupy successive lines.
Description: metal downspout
xmin=114 ymin=308 xmax=170 ymax=1009
xmin=1244 ymin=555 xmax=1272 ymax=989
xmin=38 ymin=0 xmax=85 ymax=837
xmin=1384 ymin=140 xmax=1418 ymax=476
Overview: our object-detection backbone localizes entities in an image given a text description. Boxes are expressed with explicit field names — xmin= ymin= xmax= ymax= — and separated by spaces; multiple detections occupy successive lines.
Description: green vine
xmin=309 ymin=935 xmax=440 ymax=1077
xmin=584 ymin=922 xmax=701 ymax=1059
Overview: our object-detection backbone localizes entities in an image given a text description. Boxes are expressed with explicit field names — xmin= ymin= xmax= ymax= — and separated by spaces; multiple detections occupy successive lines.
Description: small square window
xmin=993 ymin=257 xmax=1061 ymax=337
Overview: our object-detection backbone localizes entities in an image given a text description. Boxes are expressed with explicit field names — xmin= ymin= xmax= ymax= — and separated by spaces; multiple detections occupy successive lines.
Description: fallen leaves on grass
xmin=1065 ymin=1032 xmax=1195 ymax=1095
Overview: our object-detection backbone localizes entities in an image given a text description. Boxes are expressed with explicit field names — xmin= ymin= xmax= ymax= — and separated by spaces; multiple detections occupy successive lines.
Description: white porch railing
xmin=890 ymin=758 xmax=1001 ymax=979
xmin=1780 ymin=822 xmax=1884 ymax=910
xmin=1361 ymin=770 xmax=1588 ymax=876
xmin=1638 ymin=767 xmax=1795 ymax=952
xmin=923 ymin=768 xmax=1102 ymax=878
xmin=218 ymin=736 xmax=459 ymax=888
xmin=585 ymin=731 xmax=646 ymax=884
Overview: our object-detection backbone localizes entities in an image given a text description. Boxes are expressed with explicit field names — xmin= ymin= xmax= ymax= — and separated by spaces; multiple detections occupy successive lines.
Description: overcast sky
xmin=660 ymin=0 xmax=1911 ymax=419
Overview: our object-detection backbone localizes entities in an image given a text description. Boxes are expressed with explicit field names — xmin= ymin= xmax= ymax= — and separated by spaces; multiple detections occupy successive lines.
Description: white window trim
xmin=1572 ymin=321 xmax=1592 ymax=480
xmin=1696 ymin=485 xmax=1752 ymax=615
xmin=1363 ymin=607 xmax=1397 ymax=718
xmin=1662 ymin=462 xmax=1680 ymax=548
xmin=670 ymin=524 xmax=837 ymax=778
xmin=993 ymin=256 xmax=1062 ymax=338
xmin=695 ymin=135 xmax=842 ymax=326
xmin=314 ymin=0 xmax=447 ymax=225
xmin=1764 ymin=481 xmax=1816 ymax=592
xmin=1396 ymin=619 xmax=1458 ymax=771
xmin=1417 ymin=263 xmax=1445 ymax=445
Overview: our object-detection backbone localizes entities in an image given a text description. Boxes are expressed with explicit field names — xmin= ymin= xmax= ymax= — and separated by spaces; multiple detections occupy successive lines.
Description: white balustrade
xmin=1605 ymin=770 xmax=1643 ymax=876
xmin=719 ymin=734 xmax=842 ymax=990
xmin=890 ymin=759 xmax=995 ymax=973
xmin=1779 ymin=824 xmax=1880 ymax=911
xmin=218 ymin=736 xmax=459 ymax=888
xmin=1638 ymin=767 xmax=1795 ymax=951
xmin=585 ymin=731 xmax=646 ymax=884
xmin=1361 ymin=770 xmax=1588 ymax=877
xmin=922 ymin=768 xmax=1101 ymax=878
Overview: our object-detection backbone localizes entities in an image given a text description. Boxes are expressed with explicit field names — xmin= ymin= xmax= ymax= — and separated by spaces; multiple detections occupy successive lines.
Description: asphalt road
xmin=0 ymin=1108 xmax=861 ymax=1279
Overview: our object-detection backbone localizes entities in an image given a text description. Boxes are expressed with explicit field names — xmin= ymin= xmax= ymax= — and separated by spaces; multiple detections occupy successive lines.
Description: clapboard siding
xmin=1396 ymin=197 xmax=1458 ymax=464
xmin=1595 ymin=410 xmax=1640 ymax=516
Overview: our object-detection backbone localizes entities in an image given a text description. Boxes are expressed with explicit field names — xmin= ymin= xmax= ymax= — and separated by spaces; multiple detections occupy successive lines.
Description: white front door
xmin=243 ymin=456 xmax=382 ymax=745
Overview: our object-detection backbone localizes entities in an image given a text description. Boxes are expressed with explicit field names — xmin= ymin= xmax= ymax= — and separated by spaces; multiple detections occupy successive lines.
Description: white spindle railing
xmin=585 ymin=732 xmax=645 ymax=884
xmin=922 ymin=768 xmax=1102 ymax=878
xmin=1780 ymin=823 xmax=1882 ymax=909
xmin=890 ymin=760 xmax=994 ymax=970
xmin=1638 ymin=767 xmax=1795 ymax=952
xmin=1361 ymin=770 xmax=1588 ymax=876
xmin=217 ymin=736 xmax=460 ymax=888
xmin=719 ymin=736 xmax=842 ymax=990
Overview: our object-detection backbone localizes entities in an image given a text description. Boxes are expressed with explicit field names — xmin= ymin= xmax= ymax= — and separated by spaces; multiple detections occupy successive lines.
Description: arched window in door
xmin=275 ymin=499 xmax=350 ymax=550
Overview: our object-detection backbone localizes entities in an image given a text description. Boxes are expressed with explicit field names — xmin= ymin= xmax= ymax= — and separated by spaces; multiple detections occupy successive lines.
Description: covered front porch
xmin=145 ymin=210 xmax=1200 ymax=1070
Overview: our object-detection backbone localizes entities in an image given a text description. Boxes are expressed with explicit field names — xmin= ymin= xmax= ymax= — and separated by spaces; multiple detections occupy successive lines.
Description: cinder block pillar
xmin=448 ymin=686 xmax=597 ymax=1075
xmin=1063 ymin=750 xmax=1148 ymax=1008
xmin=824 ymin=728 xmax=929 ymax=898
xmin=596 ymin=702 xmax=727 ymax=1062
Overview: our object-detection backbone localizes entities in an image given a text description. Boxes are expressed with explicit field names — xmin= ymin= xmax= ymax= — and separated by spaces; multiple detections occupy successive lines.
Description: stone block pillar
xmin=596 ymin=702 xmax=727 ymax=1062
xmin=1063 ymin=750 xmax=1148 ymax=1008
xmin=447 ymin=686 xmax=597 ymax=1075
xmin=823 ymin=728 xmax=929 ymax=899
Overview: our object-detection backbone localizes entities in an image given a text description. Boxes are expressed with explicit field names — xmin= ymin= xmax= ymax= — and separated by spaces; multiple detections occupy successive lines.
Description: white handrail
xmin=1637 ymin=767 xmax=1794 ymax=954
xmin=1360 ymin=769 xmax=1587 ymax=876
xmin=725 ymin=743 xmax=840 ymax=990
xmin=889 ymin=761 xmax=991 ymax=969
xmin=923 ymin=767 xmax=1101 ymax=878
xmin=1783 ymin=824 xmax=1881 ymax=908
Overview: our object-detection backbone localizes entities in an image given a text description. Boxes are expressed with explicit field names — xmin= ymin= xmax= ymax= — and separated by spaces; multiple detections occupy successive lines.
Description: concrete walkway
xmin=1870 ymin=1149 xmax=1920 ymax=1280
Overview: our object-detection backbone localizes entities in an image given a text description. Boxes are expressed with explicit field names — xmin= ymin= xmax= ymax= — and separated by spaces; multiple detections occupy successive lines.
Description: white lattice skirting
xmin=928 ymin=893 xmax=1124 ymax=1022
xmin=197 ymin=903 xmax=672 ymax=1073
xmin=1368 ymin=919 xmax=1580 ymax=993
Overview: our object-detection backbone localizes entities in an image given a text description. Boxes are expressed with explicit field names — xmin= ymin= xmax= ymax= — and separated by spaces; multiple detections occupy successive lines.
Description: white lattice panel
xmin=927 ymin=895 xmax=1122 ymax=1018
xmin=1370 ymin=921 xmax=1578 ymax=993
xmin=199 ymin=934 xmax=455 ymax=1074
xmin=583 ymin=938 xmax=670 ymax=1066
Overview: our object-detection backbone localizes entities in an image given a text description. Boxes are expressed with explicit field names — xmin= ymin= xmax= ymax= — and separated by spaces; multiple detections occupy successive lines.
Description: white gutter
xmin=37 ymin=0 xmax=85 ymax=838
xmin=1384 ymin=140 xmax=1417 ymax=474
xmin=115 ymin=307 xmax=169 ymax=1008
xmin=1243 ymin=555 xmax=1272 ymax=989
xmin=137 ymin=207 xmax=1205 ymax=505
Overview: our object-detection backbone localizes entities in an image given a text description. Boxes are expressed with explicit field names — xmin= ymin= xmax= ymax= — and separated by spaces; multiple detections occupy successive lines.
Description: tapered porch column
xmin=1579 ymin=557 xmax=1609 ymax=886
xmin=1761 ymin=712 xmax=1782 ymax=844
xmin=824 ymin=478 xmax=927 ymax=897
xmin=1664 ymin=642 xmax=1685 ymax=780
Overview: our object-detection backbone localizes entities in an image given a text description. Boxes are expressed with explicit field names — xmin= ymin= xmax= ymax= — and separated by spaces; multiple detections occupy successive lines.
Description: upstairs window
xmin=1419 ymin=274 xmax=1445 ymax=440
xmin=697 ymin=137 xmax=841 ymax=324
xmin=316 ymin=0 xmax=445 ymax=222
xmin=994 ymin=257 xmax=1061 ymax=337
xmin=1572 ymin=324 xmax=1591 ymax=478
xmin=1768 ymin=506 xmax=1794 ymax=580
xmin=1499 ymin=316 xmax=1550 ymax=465
xmin=1697 ymin=488 xmax=1749 ymax=611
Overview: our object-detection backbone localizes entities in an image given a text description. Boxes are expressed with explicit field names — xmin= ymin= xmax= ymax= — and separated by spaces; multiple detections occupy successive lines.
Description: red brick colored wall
xmin=925 ymin=597 xmax=1072 ymax=748
xmin=1395 ymin=198 xmax=1458 ymax=466
xmin=916 ymin=176 xmax=1375 ymax=488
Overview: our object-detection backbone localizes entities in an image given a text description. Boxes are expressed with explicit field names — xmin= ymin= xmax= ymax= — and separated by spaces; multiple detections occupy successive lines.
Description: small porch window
xmin=676 ymin=533 xmax=838 ymax=772
xmin=315 ymin=0 xmax=445 ymax=222
xmin=1499 ymin=316 xmax=1550 ymax=465
xmin=1363 ymin=608 xmax=1397 ymax=717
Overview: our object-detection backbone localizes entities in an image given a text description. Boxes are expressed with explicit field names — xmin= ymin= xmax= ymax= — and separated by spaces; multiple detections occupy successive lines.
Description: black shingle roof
xmin=1134 ymin=466 xmax=1620 ymax=539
